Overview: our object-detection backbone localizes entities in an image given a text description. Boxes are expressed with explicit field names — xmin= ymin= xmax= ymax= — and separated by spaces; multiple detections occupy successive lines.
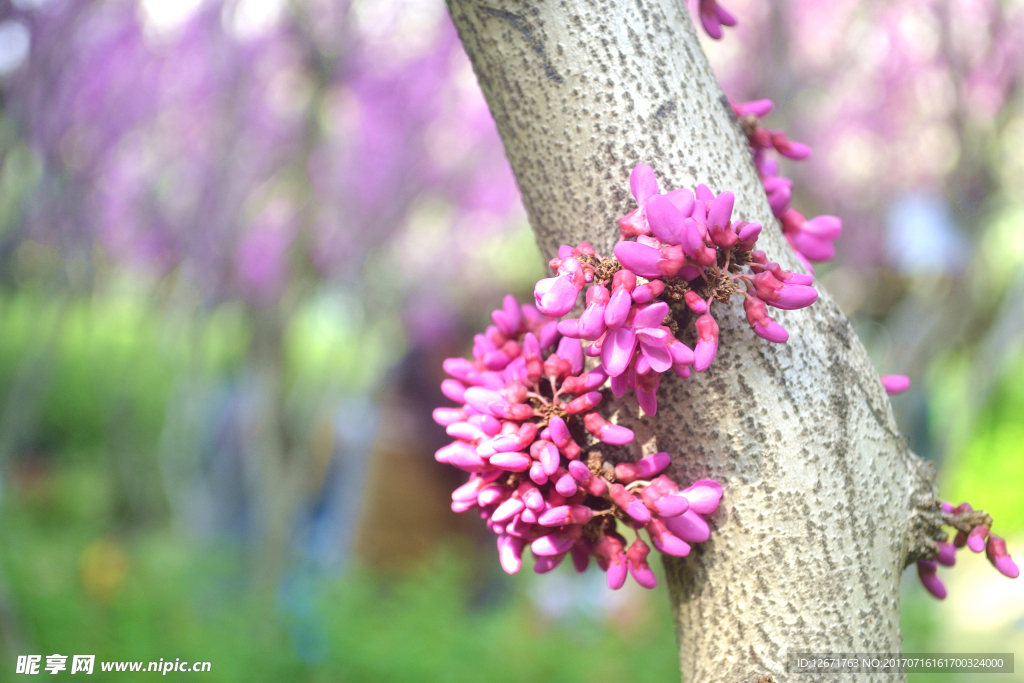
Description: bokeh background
xmin=0 ymin=0 xmax=1020 ymax=680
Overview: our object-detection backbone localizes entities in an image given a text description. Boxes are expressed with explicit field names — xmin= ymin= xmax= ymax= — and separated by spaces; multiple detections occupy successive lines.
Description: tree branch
xmin=447 ymin=1 xmax=937 ymax=679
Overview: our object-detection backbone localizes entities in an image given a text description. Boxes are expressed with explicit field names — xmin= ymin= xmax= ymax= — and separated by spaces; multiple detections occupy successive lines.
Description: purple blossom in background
xmin=704 ymin=0 xmax=1024 ymax=268
xmin=2 ymin=0 xmax=521 ymax=305
xmin=0 ymin=0 xmax=527 ymax=589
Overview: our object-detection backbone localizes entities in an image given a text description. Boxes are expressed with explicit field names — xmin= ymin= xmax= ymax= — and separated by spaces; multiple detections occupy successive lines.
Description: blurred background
xmin=0 ymin=0 xmax=1019 ymax=680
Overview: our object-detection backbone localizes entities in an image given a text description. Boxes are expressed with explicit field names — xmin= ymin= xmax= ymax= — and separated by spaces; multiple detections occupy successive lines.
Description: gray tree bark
xmin=445 ymin=1 xmax=940 ymax=681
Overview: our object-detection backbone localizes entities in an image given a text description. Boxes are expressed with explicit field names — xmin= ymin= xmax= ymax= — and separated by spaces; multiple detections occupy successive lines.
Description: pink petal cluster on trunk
xmin=916 ymin=501 xmax=1019 ymax=600
xmin=436 ymin=294 xmax=722 ymax=589
xmin=538 ymin=163 xmax=819 ymax=414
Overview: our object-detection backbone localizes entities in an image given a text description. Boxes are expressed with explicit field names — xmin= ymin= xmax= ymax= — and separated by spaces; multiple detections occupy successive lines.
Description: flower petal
xmin=680 ymin=479 xmax=722 ymax=514
xmin=633 ymin=301 xmax=669 ymax=330
xmin=629 ymin=164 xmax=659 ymax=204
xmin=613 ymin=241 xmax=663 ymax=278
xmin=663 ymin=509 xmax=711 ymax=543
xmin=646 ymin=193 xmax=685 ymax=245
xmin=601 ymin=327 xmax=637 ymax=377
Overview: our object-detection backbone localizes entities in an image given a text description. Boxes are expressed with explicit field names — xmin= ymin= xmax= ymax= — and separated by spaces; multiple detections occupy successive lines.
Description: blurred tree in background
xmin=1 ymin=0 xmax=533 ymax=581
xmin=0 ymin=0 xmax=1020 ymax=680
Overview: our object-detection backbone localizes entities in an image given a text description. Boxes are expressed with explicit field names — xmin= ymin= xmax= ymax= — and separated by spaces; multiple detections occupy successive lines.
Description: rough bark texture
xmin=446 ymin=1 xmax=940 ymax=681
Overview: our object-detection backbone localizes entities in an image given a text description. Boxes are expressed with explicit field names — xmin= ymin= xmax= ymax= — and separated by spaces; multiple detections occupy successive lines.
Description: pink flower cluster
xmin=731 ymin=98 xmax=843 ymax=273
xmin=434 ymin=295 xmax=723 ymax=589
xmin=533 ymin=163 xmax=818 ymax=415
xmin=917 ymin=501 xmax=1019 ymax=599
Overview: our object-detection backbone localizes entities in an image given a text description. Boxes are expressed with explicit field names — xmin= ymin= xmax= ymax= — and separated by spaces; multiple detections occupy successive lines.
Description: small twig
xmin=625 ymin=479 xmax=651 ymax=493
xmin=943 ymin=509 xmax=993 ymax=536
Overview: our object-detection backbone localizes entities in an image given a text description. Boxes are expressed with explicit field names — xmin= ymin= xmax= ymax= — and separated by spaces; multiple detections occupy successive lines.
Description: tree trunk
xmin=446 ymin=1 xmax=941 ymax=681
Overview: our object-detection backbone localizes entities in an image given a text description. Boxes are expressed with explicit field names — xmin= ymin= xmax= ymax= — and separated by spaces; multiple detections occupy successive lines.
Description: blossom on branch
xmin=731 ymin=98 xmax=842 ymax=271
xmin=538 ymin=163 xmax=818 ymax=414
xmin=915 ymin=501 xmax=1019 ymax=599
xmin=435 ymin=295 xmax=722 ymax=589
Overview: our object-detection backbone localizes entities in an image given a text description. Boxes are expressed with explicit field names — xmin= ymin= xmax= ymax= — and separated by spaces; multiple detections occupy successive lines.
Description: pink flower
xmin=490 ymin=294 xmax=522 ymax=335
xmin=917 ymin=560 xmax=947 ymax=599
xmin=769 ymin=130 xmax=811 ymax=160
xmin=783 ymin=212 xmax=842 ymax=262
xmin=534 ymin=256 xmax=585 ymax=317
xmin=558 ymin=283 xmax=610 ymax=341
xmin=604 ymin=270 xmax=635 ymax=328
xmin=693 ymin=313 xmax=719 ymax=372
xmin=632 ymin=278 xmax=664 ymax=303
xmin=626 ymin=538 xmax=657 ymax=588
xmin=987 ymin=535 xmax=1020 ymax=579
xmin=679 ymin=479 xmax=723 ymax=514
xmin=567 ymin=460 xmax=608 ymax=497
xmin=616 ymin=164 xmax=659 ymax=238
xmin=600 ymin=301 xmax=672 ymax=378
xmin=936 ymin=541 xmax=956 ymax=566
xmin=697 ymin=0 xmax=737 ymax=40
xmin=732 ymin=99 xmax=773 ymax=118
xmin=613 ymin=240 xmax=685 ymax=279
xmin=684 ymin=291 xmax=707 ymax=314
xmin=497 ymin=534 xmax=525 ymax=574
xmin=966 ymin=525 xmax=989 ymax=553
xmin=880 ymin=375 xmax=911 ymax=395
xmin=629 ymin=360 xmax=662 ymax=415
xmin=594 ymin=533 xmax=628 ymax=590
xmin=752 ymin=271 xmax=818 ymax=310
xmin=764 ymin=177 xmax=793 ymax=216
xmin=743 ymin=295 xmax=789 ymax=343
xmin=646 ymin=192 xmax=687 ymax=245
xmin=582 ymin=411 xmax=634 ymax=445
